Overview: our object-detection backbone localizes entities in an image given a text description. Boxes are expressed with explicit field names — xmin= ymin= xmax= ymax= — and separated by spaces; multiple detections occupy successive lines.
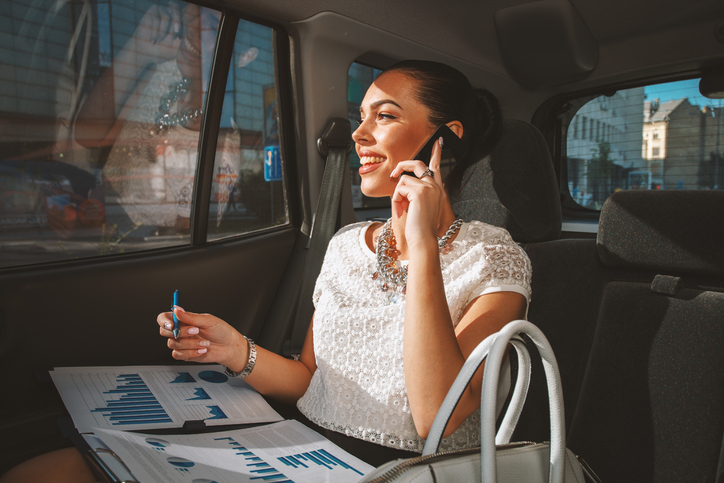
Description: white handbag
xmin=360 ymin=320 xmax=596 ymax=483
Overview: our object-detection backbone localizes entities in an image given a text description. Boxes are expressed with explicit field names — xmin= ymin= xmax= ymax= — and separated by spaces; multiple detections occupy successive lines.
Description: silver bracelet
xmin=223 ymin=336 xmax=257 ymax=379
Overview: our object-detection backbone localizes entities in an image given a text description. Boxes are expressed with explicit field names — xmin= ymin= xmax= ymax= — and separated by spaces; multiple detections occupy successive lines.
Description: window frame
xmin=346 ymin=60 xmax=391 ymax=219
xmin=192 ymin=11 xmax=297 ymax=246
xmin=0 ymin=3 xmax=299 ymax=273
xmin=192 ymin=12 xmax=299 ymax=246
xmin=534 ymin=73 xmax=716 ymax=224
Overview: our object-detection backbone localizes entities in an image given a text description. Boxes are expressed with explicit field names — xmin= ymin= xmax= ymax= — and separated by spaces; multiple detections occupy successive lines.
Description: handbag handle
xmin=481 ymin=320 xmax=566 ymax=483
xmin=421 ymin=335 xmax=532 ymax=454
xmin=494 ymin=337 xmax=532 ymax=445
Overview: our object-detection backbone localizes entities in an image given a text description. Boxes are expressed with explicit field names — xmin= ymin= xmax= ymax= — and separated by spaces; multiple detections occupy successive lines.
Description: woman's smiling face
xmin=353 ymin=71 xmax=436 ymax=198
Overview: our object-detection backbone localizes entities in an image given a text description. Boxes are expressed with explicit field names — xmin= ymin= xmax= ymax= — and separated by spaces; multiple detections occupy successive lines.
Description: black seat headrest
xmin=450 ymin=119 xmax=561 ymax=243
xmin=597 ymin=190 xmax=724 ymax=277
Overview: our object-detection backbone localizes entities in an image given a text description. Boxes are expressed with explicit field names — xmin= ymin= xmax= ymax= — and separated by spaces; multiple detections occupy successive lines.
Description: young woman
xmin=156 ymin=61 xmax=531 ymax=462
xmin=0 ymin=60 xmax=530 ymax=481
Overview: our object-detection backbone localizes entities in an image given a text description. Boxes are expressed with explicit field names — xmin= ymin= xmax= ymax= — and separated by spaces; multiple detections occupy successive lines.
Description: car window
xmin=347 ymin=62 xmax=386 ymax=216
xmin=0 ymin=0 xmax=287 ymax=268
xmin=206 ymin=20 xmax=287 ymax=241
xmin=565 ymin=79 xmax=721 ymax=211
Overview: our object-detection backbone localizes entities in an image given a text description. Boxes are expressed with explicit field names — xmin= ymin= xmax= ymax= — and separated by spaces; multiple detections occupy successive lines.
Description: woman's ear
xmin=446 ymin=121 xmax=464 ymax=139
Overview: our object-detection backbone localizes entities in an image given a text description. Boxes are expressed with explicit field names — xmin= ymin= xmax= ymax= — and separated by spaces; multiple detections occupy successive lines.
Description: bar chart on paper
xmin=213 ymin=420 xmax=372 ymax=482
xmin=93 ymin=420 xmax=374 ymax=483
xmin=91 ymin=373 xmax=173 ymax=426
xmin=278 ymin=448 xmax=366 ymax=476
xmin=215 ymin=437 xmax=292 ymax=482
xmin=213 ymin=438 xmax=365 ymax=482
xmin=50 ymin=365 xmax=282 ymax=432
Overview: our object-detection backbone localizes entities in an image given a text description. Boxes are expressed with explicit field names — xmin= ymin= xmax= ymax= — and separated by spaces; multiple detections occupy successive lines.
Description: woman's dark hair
xmin=382 ymin=60 xmax=503 ymax=197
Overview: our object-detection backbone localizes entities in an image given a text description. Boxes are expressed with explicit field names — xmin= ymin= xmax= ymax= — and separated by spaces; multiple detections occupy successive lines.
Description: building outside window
xmin=566 ymin=79 xmax=723 ymax=210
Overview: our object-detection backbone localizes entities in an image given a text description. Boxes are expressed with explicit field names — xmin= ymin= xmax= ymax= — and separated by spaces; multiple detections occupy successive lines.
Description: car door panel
xmin=0 ymin=226 xmax=296 ymax=472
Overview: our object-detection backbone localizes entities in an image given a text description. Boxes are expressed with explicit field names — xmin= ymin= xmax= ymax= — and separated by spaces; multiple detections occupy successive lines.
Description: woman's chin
xmin=359 ymin=185 xmax=379 ymax=198
xmin=360 ymin=181 xmax=394 ymax=199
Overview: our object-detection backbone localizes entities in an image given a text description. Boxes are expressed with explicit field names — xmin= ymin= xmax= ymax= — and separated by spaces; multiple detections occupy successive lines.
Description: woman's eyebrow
xmin=360 ymin=99 xmax=403 ymax=114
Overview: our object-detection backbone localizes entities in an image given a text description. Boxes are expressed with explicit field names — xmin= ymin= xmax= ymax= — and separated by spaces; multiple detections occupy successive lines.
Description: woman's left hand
xmin=390 ymin=137 xmax=448 ymax=246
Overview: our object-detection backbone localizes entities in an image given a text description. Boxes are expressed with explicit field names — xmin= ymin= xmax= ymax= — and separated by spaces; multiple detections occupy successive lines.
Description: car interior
xmin=1 ymin=0 xmax=723 ymax=481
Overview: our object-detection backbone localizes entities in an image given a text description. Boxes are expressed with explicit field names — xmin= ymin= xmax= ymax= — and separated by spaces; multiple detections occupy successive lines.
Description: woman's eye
xmin=377 ymin=113 xmax=396 ymax=121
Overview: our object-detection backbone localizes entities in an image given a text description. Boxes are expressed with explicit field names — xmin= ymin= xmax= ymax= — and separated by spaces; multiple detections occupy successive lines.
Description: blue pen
xmin=172 ymin=290 xmax=180 ymax=339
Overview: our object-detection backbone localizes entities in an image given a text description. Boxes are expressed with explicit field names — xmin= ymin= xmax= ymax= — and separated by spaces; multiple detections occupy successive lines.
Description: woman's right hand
xmin=131 ymin=3 xmax=183 ymax=68
xmin=157 ymin=306 xmax=248 ymax=371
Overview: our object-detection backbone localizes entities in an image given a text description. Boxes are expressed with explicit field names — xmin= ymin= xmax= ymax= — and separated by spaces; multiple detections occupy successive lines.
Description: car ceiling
xmin=224 ymin=0 xmax=724 ymax=93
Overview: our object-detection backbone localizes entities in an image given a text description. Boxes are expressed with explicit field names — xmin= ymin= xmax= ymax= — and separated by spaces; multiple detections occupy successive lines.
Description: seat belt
xmin=283 ymin=118 xmax=353 ymax=357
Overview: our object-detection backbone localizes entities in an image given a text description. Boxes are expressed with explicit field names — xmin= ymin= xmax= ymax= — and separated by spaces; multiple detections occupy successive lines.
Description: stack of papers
xmin=51 ymin=365 xmax=374 ymax=482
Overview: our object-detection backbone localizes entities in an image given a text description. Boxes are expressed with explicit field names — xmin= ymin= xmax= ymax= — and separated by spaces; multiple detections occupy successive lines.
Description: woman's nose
xmin=352 ymin=119 xmax=370 ymax=145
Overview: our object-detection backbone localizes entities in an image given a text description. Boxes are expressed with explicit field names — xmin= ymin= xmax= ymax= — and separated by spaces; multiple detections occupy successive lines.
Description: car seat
xmin=567 ymin=190 xmax=724 ymax=482
xmin=450 ymin=118 xmax=562 ymax=243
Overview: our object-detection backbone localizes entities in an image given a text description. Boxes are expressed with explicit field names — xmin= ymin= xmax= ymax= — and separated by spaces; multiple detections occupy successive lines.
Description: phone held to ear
xmin=407 ymin=125 xmax=468 ymax=178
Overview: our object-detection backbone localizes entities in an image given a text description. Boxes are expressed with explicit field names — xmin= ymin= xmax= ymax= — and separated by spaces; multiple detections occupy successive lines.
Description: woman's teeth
xmin=360 ymin=156 xmax=385 ymax=165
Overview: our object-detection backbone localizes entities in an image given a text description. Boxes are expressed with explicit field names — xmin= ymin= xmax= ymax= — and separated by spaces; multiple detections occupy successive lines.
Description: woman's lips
xmin=358 ymin=155 xmax=385 ymax=175
xmin=360 ymin=156 xmax=385 ymax=165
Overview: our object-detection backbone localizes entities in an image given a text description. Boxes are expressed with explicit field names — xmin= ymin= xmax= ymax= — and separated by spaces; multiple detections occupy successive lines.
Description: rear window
xmin=564 ymin=79 xmax=721 ymax=211
xmin=347 ymin=62 xmax=386 ymax=216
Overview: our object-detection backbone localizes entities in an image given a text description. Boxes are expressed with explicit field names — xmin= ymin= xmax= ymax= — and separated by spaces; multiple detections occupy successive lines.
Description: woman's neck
xmin=390 ymin=204 xmax=458 ymax=260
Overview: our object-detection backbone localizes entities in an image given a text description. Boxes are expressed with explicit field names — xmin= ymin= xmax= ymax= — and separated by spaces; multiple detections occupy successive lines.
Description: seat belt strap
xmin=284 ymin=118 xmax=353 ymax=357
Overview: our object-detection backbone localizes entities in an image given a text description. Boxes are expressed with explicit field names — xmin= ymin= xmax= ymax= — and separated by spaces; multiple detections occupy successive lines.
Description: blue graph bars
xmin=215 ymin=437 xmax=292 ymax=482
xmin=278 ymin=449 xmax=364 ymax=476
xmin=91 ymin=374 xmax=173 ymax=426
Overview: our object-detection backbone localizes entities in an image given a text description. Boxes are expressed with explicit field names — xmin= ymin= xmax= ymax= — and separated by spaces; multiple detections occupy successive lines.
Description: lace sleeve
xmin=472 ymin=243 xmax=532 ymax=302
xmin=312 ymin=237 xmax=339 ymax=308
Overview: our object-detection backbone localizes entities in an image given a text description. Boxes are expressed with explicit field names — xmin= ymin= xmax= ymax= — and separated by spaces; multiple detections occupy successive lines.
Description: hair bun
xmin=382 ymin=61 xmax=504 ymax=198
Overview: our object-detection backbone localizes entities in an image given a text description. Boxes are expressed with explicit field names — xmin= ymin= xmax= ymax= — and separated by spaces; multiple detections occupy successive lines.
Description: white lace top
xmin=296 ymin=220 xmax=532 ymax=453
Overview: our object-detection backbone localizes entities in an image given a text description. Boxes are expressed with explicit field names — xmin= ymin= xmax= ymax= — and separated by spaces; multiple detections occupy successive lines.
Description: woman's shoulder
xmin=324 ymin=220 xmax=374 ymax=253
xmin=455 ymin=220 xmax=532 ymax=297
xmin=459 ymin=220 xmax=517 ymax=247
xmin=332 ymin=220 xmax=373 ymax=239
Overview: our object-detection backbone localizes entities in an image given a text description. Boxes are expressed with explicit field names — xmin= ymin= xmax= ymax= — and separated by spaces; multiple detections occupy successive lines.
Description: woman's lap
xmin=0 ymin=447 xmax=98 ymax=483
xmin=273 ymin=401 xmax=419 ymax=467
xmin=314 ymin=425 xmax=419 ymax=467
xmin=1 ymin=402 xmax=414 ymax=482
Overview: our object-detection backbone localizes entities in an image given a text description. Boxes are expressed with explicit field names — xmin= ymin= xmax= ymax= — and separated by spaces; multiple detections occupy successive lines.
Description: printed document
xmin=50 ymin=365 xmax=282 ymax=432
xmin=91 ymin=420 xmax=374 ymax=483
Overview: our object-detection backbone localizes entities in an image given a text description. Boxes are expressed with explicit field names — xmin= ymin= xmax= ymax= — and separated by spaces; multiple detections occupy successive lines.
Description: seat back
xmin=450 ymin=119 xmax=562 ymax=243
xmin=567 ymin=190 xmax=724 ymax=482
xmin=451 ymin=119 xmax=595 ymax=443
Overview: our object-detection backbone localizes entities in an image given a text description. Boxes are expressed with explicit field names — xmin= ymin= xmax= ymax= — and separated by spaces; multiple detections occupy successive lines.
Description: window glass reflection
xmin=1 ymin=0 xmax=221 ymax=267
xmin=207 ymin=20 xmax=288 ymax=240
xmin=566 ymin=79 xmax=722 ymax=210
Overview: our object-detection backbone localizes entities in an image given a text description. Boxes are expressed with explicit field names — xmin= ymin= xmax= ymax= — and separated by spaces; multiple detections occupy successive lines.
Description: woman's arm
xmin=404 ymin=255 xmax=526 ymax=438
xmin=158 ymin=307 xmax=317 ymax=404
xmin=391 ymin=139 xmax=527 ymax=438
xmin=75 ymin=3 xmax=184 ymax=148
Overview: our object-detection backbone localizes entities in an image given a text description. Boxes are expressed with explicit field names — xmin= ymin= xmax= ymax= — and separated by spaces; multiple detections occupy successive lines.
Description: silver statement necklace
xmin=372 ymin=217 xmax=463 ymax=304
xmin=155 ymin=76 xmax=202 ymax=133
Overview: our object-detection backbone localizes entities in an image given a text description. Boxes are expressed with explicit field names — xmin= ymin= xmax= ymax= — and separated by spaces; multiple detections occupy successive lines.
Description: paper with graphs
xmin=51 ymin=364 xmax=282 ymax=432
xmin=91 ymin=419 xmax=373 ymax=483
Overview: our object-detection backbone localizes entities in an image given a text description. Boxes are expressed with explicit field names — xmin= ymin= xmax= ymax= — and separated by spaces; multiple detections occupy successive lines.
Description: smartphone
xmin=407 ymin=125 xmax=468 ymax=178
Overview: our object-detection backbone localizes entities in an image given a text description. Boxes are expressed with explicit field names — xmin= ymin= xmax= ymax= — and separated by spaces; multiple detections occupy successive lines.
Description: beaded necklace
xmin=155 ymin=76 xmax=202 ymax=133
xmin=372 ymin=217 xmax=463 ymax=304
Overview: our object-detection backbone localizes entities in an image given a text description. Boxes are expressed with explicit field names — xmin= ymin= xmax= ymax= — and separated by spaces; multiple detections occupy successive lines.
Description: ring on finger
xmin=419 ymin=167 xmax=435 ymax=179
